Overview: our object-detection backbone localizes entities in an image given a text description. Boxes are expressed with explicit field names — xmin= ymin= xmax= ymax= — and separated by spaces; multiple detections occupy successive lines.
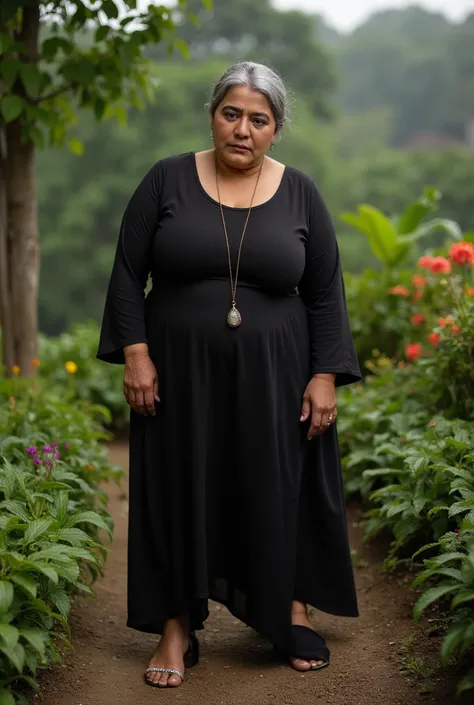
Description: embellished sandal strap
xmin=145 ymin=667 xmax=184 ymax=680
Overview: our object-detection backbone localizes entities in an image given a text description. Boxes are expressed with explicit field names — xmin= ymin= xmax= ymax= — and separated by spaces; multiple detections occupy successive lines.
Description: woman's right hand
xmin=123 ymin=344 xmax=160 ymax=416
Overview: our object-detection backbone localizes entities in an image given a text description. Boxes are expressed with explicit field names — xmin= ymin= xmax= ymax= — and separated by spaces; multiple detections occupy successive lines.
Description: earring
xmin=270 ymin=142 xmax=275 ymax=152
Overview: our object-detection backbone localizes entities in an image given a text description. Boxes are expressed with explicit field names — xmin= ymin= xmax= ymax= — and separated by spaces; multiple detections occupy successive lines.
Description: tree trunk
xmin=0 ymin=121 xmax=15 ymax=372
xmin=0 ymin=2 xmax=40 ymax=377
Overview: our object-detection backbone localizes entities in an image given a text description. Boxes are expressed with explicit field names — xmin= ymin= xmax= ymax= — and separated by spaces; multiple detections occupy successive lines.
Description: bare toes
xmin=168 ymin=674 xmax=183 ymax=687
xmin=291 ymin=658 xmax=311 ymax=672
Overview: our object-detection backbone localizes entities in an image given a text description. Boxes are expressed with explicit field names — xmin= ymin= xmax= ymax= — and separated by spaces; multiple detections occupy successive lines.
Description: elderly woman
xmin=97 ymin=61 xmax=361 ymax=689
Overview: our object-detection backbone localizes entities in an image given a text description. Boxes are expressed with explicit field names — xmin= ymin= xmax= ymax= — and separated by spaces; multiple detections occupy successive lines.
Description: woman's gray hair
xmin=206 ymin=62 xmax=290 ymax=134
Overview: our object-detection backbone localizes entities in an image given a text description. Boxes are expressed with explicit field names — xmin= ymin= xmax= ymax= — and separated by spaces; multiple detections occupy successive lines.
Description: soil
xmin=34 ymin=442 xmax=462 ymax=705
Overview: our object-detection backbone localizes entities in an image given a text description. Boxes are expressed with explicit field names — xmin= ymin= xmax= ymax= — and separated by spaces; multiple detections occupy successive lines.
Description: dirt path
xmin=36 ymin=443 xmax=459 ymax=705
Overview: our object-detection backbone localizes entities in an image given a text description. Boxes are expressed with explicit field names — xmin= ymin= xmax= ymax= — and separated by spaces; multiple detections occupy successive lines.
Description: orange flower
xmin=430 ymin=256 xmax=452 ymax=274
xmin=87 ymin=464 xmax=94 ymax=471
xmin=405 ymin=342 xmax=422 ymax=361
xmin=31 ymin=358 xmax=40 ymax=368
xmin=428 ymin=332 xmax=441 ymax=346
xmin=451 ymin=324 xmax=461 ymax=335
xmin=397 ymin=361 xmax=406 ymax=369
xmin=418 ymin=255 xmax=435 ymax=270
xmin=438 ymin=316 xmax=452 ymax=328
xmin=411 ymin=313 xmax=425 ymax=325
xmin=412 ymin=274 xmax=427 ymax=287
xmin=449 ymin=241 xmax=474 ymax=266
xmin=12 ymin=365 xmax=20 ymax=376
xmin=389 ymin=285 xmax=410 ymax=297
xmin=413 ymin=289 xmax=423 ymax=301
xmin=466 ymin=288 xmax=474 ymax=297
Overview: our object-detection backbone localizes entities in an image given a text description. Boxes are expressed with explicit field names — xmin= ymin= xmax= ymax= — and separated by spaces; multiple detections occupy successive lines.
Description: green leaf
xmin=413 ymin=583 xmax=459 ymax=622
xmin=0 ymin=624 xmax=19 ymax=651
xmin=95 ymin=25 xmax=110 ymax=42
xmin=0 ymin=581 xmax=14 ymax=612
xmin=0 ymin=58 xmax=21 ymax=90
xmin=24 ymin=561 xmax=58 ymax=584
xmin=440 ymin=622 xmax=467 ymax=665
xmin=0 ymin=33 xmax=13 ymax=55
xmin=68 ymin=138 xmax=84 ymax=156
xmin=67 ymin=511 xmax=112 ymax=535
xmin=458 ymin=668 xmax=474 ymax=695
xmin=102 ymin=0 xmax=120 ymax=19
xmin=0 ymin=641 xmax=25 ymax=673
xmin=24 ymin=518 xmax=54 ymax=545
xmin=0 ymin=689 xmax=15 ymax=705
xmin=20 ymin=629 xmax=47 ymax=657
xmin=0 ymin=94 xmax=24 ymax=122
xmin=175 ymin=38 xmax=190 ymax=59
xmin=452 ymin=590 xmax=474 ymax=608
xmin=202 ymin=0 xmax=212 ymax=9
xmin=41 ymin=37 xmax=72 ymax=60
xmin=10 ymin=573 xmax=37 ymax=599
xmin=19 ymin=64 xmax=43 ymax=98
xmin=50 ymin=589 xmax=70 ymax=617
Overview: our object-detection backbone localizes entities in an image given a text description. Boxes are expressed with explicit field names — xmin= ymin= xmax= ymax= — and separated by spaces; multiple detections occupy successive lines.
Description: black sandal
xmin=276 ymin=625 xmax=330 ymax=672
xmin=144 ymin=631 xmax=200 ymax=688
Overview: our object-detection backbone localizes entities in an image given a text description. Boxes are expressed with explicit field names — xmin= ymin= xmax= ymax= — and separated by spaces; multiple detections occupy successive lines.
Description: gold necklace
xmin=215 ymin=156 xmax=264 ymax=328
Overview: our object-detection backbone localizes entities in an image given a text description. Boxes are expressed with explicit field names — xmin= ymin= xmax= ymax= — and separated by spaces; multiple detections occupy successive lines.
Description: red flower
xmin=389 ymin=285 xmax=410 ymax=297
xmin=467 ymin=288 xmax=474 ymax=297
xmin=418 ymin=255 xmax=435 ymax=270
xmin=449 ymin=241 xmax=474 ymax=266
xmin=430 ymin=256 xmax=452 ymax=274
xmin=405 ymin=342 xmax=422 ymax=361
xmin=451 ymin=324 xmax=461 ymax=335
xmin=411 ymin=313 xmax=425 ymax=325
xmin=413 ymin=289 xmax=423 ymax=301
xmin=428 ymin=332 xmax=440 ymax=346
xmin=412 ymin=274 xmax=427 ymax=287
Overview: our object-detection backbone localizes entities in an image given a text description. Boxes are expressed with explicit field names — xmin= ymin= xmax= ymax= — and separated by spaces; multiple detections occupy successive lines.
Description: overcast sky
xmin=272 ymin=0 xmax=474 ymax=31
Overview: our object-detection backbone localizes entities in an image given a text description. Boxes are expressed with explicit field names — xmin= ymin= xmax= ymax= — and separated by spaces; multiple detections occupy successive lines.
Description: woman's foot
xmin=145 ymin=616 xmax=190 ymax=687
xmin=290 ymin=601 xmax=326 ymax=671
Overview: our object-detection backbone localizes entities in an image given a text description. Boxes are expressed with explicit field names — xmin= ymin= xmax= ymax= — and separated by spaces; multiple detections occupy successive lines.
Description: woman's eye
xmin=225 ymin=112 xmax=237 ymax=120
xmin=253 ymin=119 xmax=265 ymax=127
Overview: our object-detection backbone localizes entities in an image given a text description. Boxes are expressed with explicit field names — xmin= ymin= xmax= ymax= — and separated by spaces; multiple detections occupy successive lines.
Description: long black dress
xmin=97 ymin=152 xmax=361 ymax=654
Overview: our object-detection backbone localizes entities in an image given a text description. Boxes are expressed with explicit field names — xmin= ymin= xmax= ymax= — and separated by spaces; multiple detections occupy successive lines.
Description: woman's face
xmin=211 ymin=85 xmax=277 ymax=168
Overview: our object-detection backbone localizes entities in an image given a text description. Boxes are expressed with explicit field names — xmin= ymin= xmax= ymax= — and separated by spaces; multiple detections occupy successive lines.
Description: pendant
xmin=227 ymin=305 xmax=242 ymax=328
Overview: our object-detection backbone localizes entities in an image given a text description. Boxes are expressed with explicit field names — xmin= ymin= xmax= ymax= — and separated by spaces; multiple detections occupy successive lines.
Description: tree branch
xmin=34 ymin=83 xmax=72 ymax=103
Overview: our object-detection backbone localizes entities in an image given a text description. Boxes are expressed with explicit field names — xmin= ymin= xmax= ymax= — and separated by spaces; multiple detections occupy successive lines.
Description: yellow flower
xmin=65 ymin=361 xmax=78 ymax=374
xmin=31 ymin=358 xmax=40 ymax=368
xmin=377 ymin=356 xmax=392 ymax=369
xmin=12 ymin=365 xmax=20 ymax=376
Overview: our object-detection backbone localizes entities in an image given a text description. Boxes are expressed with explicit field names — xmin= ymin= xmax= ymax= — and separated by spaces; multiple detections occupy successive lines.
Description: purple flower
xmin=26 ymin=446 xmax=37 ymax=456
xmin=43 ymin=445 xmax=52 ymax=454
xmin=34 ymin=457 xmax=41 ymax=466
xmin=64 ymin=443 xmax=70 ymax=451
xmin=44 ymin=459 xmax=53 ymax=467
xmin=55 ymin=451 xmax=61 ymax=459
xmin=51 ymin=442 xmax=58 ymax=450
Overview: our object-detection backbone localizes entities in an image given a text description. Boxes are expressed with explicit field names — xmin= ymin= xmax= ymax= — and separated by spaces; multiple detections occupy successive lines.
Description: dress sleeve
xmin=298 ymin=182 xmax=361 ymax=387
xmin=96 ymin=162 xmax=163 ymax=364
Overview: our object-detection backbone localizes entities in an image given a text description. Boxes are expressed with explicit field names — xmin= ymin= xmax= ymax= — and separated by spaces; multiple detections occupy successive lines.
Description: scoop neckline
xmin=190 ymin=151 xmax=287 ymax=212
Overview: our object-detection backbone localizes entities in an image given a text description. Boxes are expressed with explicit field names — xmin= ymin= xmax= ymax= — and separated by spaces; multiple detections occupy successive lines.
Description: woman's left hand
xmin=300 ymin=374 xmax=337 ymax=440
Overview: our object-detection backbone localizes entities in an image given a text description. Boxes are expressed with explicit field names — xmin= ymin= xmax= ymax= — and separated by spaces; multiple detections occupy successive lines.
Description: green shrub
xmin=0 ymin=377 xmax=122 ymax=704
xmin=37 ymin=321 xmax=128 ymax=433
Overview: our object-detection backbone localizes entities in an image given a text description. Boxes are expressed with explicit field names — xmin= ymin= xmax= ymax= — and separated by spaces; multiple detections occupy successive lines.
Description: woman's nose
xmin=235 ymin=118 xmax=250 ymax=138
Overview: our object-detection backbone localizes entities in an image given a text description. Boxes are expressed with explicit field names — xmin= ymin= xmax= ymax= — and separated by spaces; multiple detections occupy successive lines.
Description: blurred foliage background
xmin=37 ymin=1 xmax=474 ymax=334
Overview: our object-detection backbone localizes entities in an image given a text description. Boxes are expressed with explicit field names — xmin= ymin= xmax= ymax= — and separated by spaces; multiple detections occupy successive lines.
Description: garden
xmin=1 ymin=189 xmax=474 ymax=702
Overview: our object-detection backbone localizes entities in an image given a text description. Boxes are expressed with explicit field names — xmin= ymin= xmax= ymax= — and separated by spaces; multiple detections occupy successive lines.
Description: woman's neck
xmin=214 ymin=150 xmax=265 ymax=180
